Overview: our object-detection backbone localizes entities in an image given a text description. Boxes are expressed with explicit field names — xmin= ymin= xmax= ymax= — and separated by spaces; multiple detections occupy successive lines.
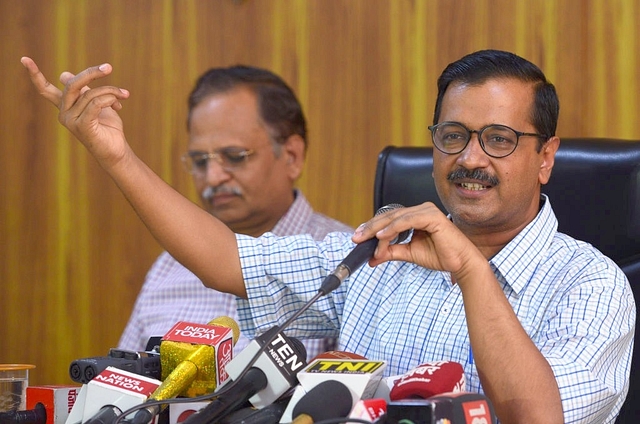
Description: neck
xmin=463 ymin=228 xmax=522 ymax=259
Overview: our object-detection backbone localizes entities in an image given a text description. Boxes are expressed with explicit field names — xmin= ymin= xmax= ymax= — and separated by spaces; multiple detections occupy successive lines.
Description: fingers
xmin=59 ymin=63 xmax=127 ymax=111
xmin=60 ymin=71 xmax=92 ymax=98
xmin=354 ymin=204 xmax=420 ymax=244
xmin=20 ymin=56 xmax=62 ymax=106
xmin=60 ymin=63 xmax=111 ymax=97
xmin=352 ymin=203 xmax=446 ymax=266
xmin=21 ymin=57 xmax=129 ymax=112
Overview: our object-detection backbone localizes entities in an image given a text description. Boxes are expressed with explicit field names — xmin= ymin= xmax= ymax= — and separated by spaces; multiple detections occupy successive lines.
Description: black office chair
xmin=373 ymin=139 xmax=640 ymax=423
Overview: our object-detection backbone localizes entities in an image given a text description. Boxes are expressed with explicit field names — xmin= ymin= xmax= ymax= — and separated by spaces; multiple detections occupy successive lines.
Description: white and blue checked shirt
xmin=118 ymin=190 xmax=353 ymax=358
xmin=237 ymin=195 xmax=635 ymax=423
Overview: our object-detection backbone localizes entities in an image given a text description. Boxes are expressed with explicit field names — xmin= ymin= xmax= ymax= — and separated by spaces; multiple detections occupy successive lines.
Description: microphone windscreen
xmin=292 ymin=380 xmax=353 ymax=422
xmin=390 ymin=361 xmax=465 ymax=400
xmin=209 ymin=316 xmax=240 ymax=345
xmin=375 ymin=203 xmax=412 ymax=244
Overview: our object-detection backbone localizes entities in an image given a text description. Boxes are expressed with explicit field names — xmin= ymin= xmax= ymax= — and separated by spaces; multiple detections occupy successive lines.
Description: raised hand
xmin=20 ymin=56 xmax=246 ymax=296
xmin=20 ymin=57 xmax=132 ymax=169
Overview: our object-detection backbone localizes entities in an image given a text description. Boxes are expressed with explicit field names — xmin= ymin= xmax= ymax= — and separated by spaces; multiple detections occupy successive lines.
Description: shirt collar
xmin=270 ymin=189 xmax=313 ymax=236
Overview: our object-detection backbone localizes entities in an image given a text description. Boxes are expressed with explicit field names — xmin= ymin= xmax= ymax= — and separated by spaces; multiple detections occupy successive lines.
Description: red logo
xmin=462 ymin=399 xmax=491 ymax=424
xmin=217 ymin=338 xmax=233 ymax=384
xmin=163 ymin=321 xmax=232 ymax=346
xmin=93 ymin=369 xmax=159 ymax=395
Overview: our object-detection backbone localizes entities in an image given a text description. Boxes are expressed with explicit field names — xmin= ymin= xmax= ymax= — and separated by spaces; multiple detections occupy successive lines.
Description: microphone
xmin=385 ymin=392 xmax=497 ymax=424
xmin=64 ymin=366 xmax=161 ymax=424
xmin=320 ymin=204 xmax=411 ymax=295
xmin=389 ymin=361 xmax=465 ymax=401
xmin=290 ymin=380 xmax=353 ymax=424
xmin=130 ymin=317 xmax=240 ymax=424
xmin=347 ymin=398 xmax=387 ymax=423
xmin=24 ymin=386 xmax=80 ymax=424
xmin=181 ymin=327 xmax=307 ymax=424
xmin=280 ymin=356 xmax=386 ymax=422
xmin=0 ymin=403 xmax=47 ymax=424
xmin=297 ymin=358 xmax=386 ymax=399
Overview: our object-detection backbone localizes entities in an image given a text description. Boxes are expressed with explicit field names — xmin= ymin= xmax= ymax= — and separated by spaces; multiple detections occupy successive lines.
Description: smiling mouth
xmin=459 ymin=182 xmax=488 ymax=191
xmin=447 ymin=168 xmax=499 ymax=191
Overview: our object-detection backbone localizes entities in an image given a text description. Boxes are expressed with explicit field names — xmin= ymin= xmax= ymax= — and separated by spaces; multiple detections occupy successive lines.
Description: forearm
xmin=456 ymin=262 xmax=563 ymax=423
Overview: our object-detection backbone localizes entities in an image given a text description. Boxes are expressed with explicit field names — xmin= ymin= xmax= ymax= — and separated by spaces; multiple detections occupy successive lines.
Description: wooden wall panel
xmin=1 ymin=0 xmax=638 ymax=385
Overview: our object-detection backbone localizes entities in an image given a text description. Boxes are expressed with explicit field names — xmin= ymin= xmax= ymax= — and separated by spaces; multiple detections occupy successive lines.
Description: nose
xmin=456 ymin=132 xmax=490 ymax=168
xmin=202 ymin=159 xmax=232 ymax=187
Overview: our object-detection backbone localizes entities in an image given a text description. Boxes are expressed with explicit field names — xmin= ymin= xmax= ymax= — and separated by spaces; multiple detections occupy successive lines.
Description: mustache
xmin=447 ymin=168 xmax=499 ymax=186
xmin=202 ymin=185 xmax=242 ymax=200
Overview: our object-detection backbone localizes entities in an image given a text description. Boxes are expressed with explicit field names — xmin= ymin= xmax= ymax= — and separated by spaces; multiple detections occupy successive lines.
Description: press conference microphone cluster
xmin=319 ymin=203 xmax=412 ymax=295
xmin=181 ymin=326 xmax=307 ymax=424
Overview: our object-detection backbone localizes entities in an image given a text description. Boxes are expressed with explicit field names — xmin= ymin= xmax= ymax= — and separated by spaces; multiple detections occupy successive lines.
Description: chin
xmin=449 ymin=206 xmax=494 ymax=227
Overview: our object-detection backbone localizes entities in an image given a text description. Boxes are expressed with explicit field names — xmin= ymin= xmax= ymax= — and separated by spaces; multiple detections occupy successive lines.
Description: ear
xmin=539 ymin=136 xmax=560 ymax=185
xmin=282 ymin=134 xmax=306 ymax=180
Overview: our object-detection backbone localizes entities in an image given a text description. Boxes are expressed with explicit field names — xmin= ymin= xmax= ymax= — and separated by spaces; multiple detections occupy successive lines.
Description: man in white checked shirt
xmin=116 ymin=65 xmax=352 ymax=355
xmin=23 ymin=49 xmax=634 ymax=423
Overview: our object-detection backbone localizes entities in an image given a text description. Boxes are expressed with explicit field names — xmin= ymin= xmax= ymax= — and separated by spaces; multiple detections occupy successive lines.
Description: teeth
xmin=461 ymin=182 xmax=486 ymax=191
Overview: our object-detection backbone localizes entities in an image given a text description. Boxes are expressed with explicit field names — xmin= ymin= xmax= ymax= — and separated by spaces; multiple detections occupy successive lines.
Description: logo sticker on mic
xmin=65 ymin=366 xmax=162 ymax=424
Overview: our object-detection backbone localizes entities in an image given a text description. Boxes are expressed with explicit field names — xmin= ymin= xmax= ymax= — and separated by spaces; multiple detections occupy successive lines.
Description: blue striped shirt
xmin=236 ymin=196 xmax=634 ymax=423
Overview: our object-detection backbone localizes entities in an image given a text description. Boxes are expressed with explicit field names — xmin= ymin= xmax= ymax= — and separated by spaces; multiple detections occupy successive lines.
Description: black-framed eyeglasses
xmin=428 ymin=122 xmax=549 ymax=158
xmin=180 ymin=147 xmax=256 ymax=175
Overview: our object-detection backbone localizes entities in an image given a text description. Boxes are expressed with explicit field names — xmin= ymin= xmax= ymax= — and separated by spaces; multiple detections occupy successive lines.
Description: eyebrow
xmin=187 ymin=146 xmax=251 ymax=153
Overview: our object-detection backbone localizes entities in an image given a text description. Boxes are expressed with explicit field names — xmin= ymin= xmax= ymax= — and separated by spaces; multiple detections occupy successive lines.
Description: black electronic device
xmin=69 ymin=348 xmax=161 ymax=384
